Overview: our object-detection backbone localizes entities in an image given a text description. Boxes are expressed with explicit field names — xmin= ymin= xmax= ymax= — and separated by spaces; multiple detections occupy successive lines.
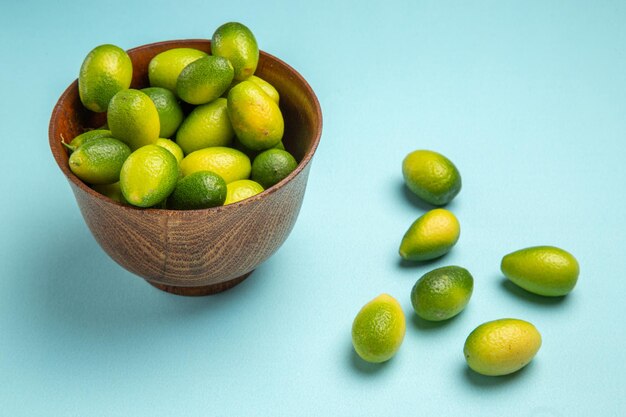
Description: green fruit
xmin=175 ymin=98 xmax=234 ymax=154
xmin=179 ymin=147 xmax=251 ymax=183
xmin=148 ymin=48 xmax=208 ymax=93
xmin=351 ymin=294 xmax=406 ymax=363
xmin=155 ymin=138 xmax=184 ymax=164
xmin=248 ymin=75 xmax=279 ymax=104
xmin=251 ymin=149 xmax=297 ymax=188
xmin=402 ymin=150 xmax=462 ymax=205
xmin=120 ymin=145 xmax=179 ymax=207
xmin=108 ymin=89 xmax=161 ymax=150
xmin=211 ymin=22 xmax=259 ymax=81
xmin=64 ymin=129 xmax=113 ymax=152
xmin=91 ymin=182 xmax=128 ymax=204
xmin=68 ymin=137 xmax=131 ymax=185
xmin=399 ymin=208 xmax=460 ymax=261
xmin=167 ymin=171 xmax=227 ymax=210
xmin=411 ymin=266 xmax=473 ymax=321
xmin=224 ymin=179 xmax=264 ymax=205
xmin=227 ymin=81 xmax=284 ymax=151
xmin=176 ymin=55 xmax=234 ymax=105
xmin=78 ymin=44 xmax=132 ymax=113
xmin=501 ymin=246 xmax=580 ymax=296
xmin=464 ymin=318 xmax=542 ymax=376
xmin=141 ymin=87 xmax=184 ymax=138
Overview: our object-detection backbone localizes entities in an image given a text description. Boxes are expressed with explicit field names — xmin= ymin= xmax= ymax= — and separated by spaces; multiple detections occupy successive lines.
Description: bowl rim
xmin=48 ymin=38 xmax=323 ymax=216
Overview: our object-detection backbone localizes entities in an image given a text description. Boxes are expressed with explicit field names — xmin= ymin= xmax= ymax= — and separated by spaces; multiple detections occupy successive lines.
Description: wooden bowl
xmin=49 ymin=39 xmax=322 ymax=296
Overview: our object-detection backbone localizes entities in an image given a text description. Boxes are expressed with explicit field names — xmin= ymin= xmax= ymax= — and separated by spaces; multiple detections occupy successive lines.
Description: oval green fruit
xmin=251 ymin=149 xmax=297 ymax=189
xmin=224 ymin=179 xmax=264 ymax=205
xmin=351 ymin=294 xmax=406 ymax=363
xmin=399 ymin=208 xmax=460 ymax=261
xmin=175 ymin=98 xmax=234 ymax=154
xmin=227 ymin=80 xmax=284 ymax=151
xmin=248 ymin=75 xmax=279 ymax=104
xmin=78 ymin=44 xmax=132 ymax=113
xmin=91 ymin=182 xmax=128 ymax=204
xmin=411 ymin=266 xmax=473 ymax=321
xmin=167 ymin=171 xmax=227 ymax=210
xmin=108 ymin=89 xmax=161 ymax=150
xmin=155 ymin=138 xmax=184 ymax=164
xmin=179 ymin=147 xmax=251 ymax=184
xmin=141 ymin=87 xmax=184 ymax=138
xmin=464 ymin=318 xmax=542 ymax=376
xmin=501 ymin=246 xmax=579 ymax=296
xmin=68 ymin=137 xmax=131 ymax=185
xmin=120 ymin=145 xmax=179 ymax=207
xmin=212 ymin=22 xmax=259 ymax=81
xmin=176 ymin=56 xmax=234 ymax=105
xmin=64 ymin=129 xmax=113 ymax=152
xmin=148 ymin=48 xmax=208 ymax=93
xmin=402 ymin=150 xmax=462 ymax=206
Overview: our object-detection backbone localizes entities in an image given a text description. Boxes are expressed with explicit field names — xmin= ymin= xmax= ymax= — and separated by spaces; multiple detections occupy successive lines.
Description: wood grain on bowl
xmin=49 ymin=40 xmax=322 ymax=296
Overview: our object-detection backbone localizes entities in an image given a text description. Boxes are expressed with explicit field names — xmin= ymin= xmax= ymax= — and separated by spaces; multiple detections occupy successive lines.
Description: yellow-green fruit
xmin=248 ymin=75 xmax=279 ymax=104
xmin=108 ymin=89 xmax=160 ymax=150
xmin=227 ymin=81 xmax=284 ymax=151
xmin=411 ymin=266 xmax=473 ymax=321
xmin=91 ymin=182 xmax=128 ymax=204
xmin=68 ymin=137 xmax=131 ymax=185
xmin=211 ymin=22 xmax=259 ymax=81
xmin=65 ymin=129 xmax=113 ymax=152
xmin=78 ymin=44 xmax=132 ymax=113
xmin=175 ymin=98 xmax=234 ymax=154
xmin=120 ymin=145 xmax=179 ymax=207
xmin=251 ymin=149 xmax=297 ymax=188
xmin=155 ymin=138 xmax=184 ymax=163
xmin=179 ymin=147 xmax=251 ymax=183
xmin=148 ymin=48 xmax=208 ymax=93
xmin=141 ymin=87 xmax=184 ymax=138
xmin=501 ymin=246 xmax=579 ymax=296
xmin=351 ymin=294 xmax=406 ymax=363
xmin=399 ymin=208 xmax=460 ymax=261
xmin=402 ymin=150 xmax=462 ymax=206
xmin=225 ymin=179 xmax=264 ymax=205
xmin=176 ymin=56 xmax=234 ymax=105
xmin=464 ymin=319 xmax=542 ymax=376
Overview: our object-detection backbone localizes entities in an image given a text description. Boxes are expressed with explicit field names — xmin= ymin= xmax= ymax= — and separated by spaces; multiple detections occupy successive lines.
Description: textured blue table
xmin=1 ymin=1 xmax=625 ymax=415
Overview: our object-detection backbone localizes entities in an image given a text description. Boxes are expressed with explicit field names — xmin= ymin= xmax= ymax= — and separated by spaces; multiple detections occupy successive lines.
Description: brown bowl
xmin=49 ymin=39 xmax=322 ymax=296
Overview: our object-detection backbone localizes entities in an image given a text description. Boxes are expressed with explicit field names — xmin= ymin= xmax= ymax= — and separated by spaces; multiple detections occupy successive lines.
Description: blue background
xmin=1 ymin=1 xmax=625 ymax=416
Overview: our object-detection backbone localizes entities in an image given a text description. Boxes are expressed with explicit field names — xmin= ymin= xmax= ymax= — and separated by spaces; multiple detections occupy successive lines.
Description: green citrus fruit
xmin=464 ymin=318 xmax=542 ymax=376
xmin=167 ymin=171 xmax=227 ymax=210
xmin=78 ymin=44 xmax=132 ymax=113
xmin=248 ymin=75 xmax=279 ymax=104
xmin=250 ymin=149 xmax=297 ymax=188
xmin=64 ymin=129 xmax=113 ymax=152
xmin=227 ymin=81 xmax=284 ymax=151
xmin=179 ymin=147 xmax=251 ymax=183
xmin=141 ymin=87 xmax=184 ymax=138
xmin=402 ymin=150 xmax=462 ymax=205
xmin=399 ymin=208 xmax=460 ymax=261
xmin=176 ymin=56 xmax=234 ymax=105
xmin=108 ymin=89 xmax=160 ymax=150
xmin=68 ymin=137 xmax=131 ymax=185
xmin=175 ymin=98 xmax=234 ymax=154
xmin=211 ymin=22 xmax=259 ymax=81
xmin=155 ymin=138 xmax=184 ymax=164
xmin=224 ymin=179 xmax=264 ymax=205
xmin=501 ymin=246 xmax=579 ymax=296
xmin=91 ymin=182 xmax=128 ymax=204
xmin=410 ymin=266 xmax=473 ymax=321
xmin=120 ymin=145 xmax=179 ymax=207
xmin=148 ymin=48 xmax=208 ymax=93
xmin=351 ymin=294 xmax=406 ymax=363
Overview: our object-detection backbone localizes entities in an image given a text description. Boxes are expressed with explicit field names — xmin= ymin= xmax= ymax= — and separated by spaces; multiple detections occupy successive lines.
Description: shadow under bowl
xmin=49 ymin=39 xmax=322 ymax=296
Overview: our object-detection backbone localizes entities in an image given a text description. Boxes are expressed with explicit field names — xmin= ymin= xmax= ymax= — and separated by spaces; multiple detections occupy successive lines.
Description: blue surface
xmin=1 ymin=1 xmax=625 ymax=415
